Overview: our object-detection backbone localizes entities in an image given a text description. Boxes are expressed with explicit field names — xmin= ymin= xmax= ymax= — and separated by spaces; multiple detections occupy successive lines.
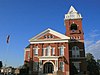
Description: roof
xmin=64 ymin=6 xmax=82 ymax=20
xmin=25 ymin=44 xmax=30 ymax=49
xmin=29 ymin=28 xmax=70 ymax=42
xmin=68 ymin=6 xmax=77 ymax=13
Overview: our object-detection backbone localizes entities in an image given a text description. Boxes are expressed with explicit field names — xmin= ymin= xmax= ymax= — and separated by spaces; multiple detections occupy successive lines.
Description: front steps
xmin=42 ymin=73 xmax=53 ymax=75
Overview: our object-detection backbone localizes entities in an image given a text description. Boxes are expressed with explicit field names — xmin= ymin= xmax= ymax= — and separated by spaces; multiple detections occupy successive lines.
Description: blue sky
xmin=0 ymin=0 xmax=100 ymax=67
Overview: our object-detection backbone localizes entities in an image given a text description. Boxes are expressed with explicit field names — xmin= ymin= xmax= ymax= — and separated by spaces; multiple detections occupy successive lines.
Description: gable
xmin=37 ymin=33 xmax=60 ymax=40
xmin=29 ymin=28 xmax=70 ymax=42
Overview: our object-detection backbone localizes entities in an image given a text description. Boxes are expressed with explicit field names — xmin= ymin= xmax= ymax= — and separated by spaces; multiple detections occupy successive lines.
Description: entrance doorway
xmin=43 ymin=62 xmax=54 ymax=74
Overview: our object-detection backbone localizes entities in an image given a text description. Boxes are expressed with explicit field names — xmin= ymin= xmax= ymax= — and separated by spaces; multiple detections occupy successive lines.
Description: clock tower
xmin=64 ymin=6 xmax=87 ymax=74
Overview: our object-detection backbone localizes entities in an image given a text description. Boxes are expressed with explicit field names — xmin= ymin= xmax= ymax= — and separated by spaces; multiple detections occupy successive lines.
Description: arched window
xmin=60 ymin=62 xmax=64 ymax=71
xmin=70 ymin=24 xmax=78 ymax=30
xmin=72 ymin=46 xmax=80 ymax=57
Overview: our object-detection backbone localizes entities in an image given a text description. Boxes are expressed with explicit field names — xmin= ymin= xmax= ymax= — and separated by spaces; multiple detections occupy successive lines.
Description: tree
xmin=70 ymin=62 xmax=78 ymax=75
xmin=86 ymin=53 xmax=99 ymax=75
xmin=0 ymin=61 xmax=3 ymax=68
xmin=19 ymin=61 xmax=29 ymax=75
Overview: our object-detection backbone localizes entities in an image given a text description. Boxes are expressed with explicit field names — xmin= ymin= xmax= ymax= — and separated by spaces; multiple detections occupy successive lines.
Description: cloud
xmin=85 ymin=29 xmax=100 ymax=59
xmin=89 ymin=29 xmax=100 ymax=38
xmin=85 ymin=40 xmax=100 ymax=59
xmin=90 ymin=33 xmax=99 ymax=38
xmin=85 ymin=40 xmax=93 ymax=47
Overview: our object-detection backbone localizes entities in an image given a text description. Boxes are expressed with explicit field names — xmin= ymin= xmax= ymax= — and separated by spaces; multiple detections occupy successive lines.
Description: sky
xmin=0 ymin=0 xmax=100 ymax=67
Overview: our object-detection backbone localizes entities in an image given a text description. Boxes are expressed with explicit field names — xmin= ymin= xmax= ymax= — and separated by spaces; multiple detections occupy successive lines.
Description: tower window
xmin=70 ymin=24 xmax=78 ymax=30
xmin=73 ymin=62 xmax=80 ymax=72
xmin=78 ymin=36 xmax=80 ymax=39
xmin=72 ymin=46 xmax=80 ymax=57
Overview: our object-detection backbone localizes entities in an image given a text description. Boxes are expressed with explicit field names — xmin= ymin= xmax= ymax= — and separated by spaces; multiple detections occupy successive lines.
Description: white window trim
xmin=52 ymin=47 xmax=55 ymax=56
xmin=46 ymin=46 xmax=51 ymax=56
xmin=58 ymin=45 xmax=65 ymax=56
xmin=43 ymin=48 xmax=46 ymax=56
xmin=33 ymin=46 xmax=40 ymax=56
xmin=72 ymin=46 xmax=80 ymax=58
xmin=60 ymin=61 xmax=64 ymax=72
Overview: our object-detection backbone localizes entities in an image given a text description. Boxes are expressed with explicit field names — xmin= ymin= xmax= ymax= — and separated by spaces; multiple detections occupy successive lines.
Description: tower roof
xmin=64 ymin=6 xmax=82 ymax=20
xmin=68 ymin=6 xmax=77 ymax=13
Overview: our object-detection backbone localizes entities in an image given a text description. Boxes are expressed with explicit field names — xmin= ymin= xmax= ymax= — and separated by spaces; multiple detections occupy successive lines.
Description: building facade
xmin=24 ymin=6 xmax=87 ymax=75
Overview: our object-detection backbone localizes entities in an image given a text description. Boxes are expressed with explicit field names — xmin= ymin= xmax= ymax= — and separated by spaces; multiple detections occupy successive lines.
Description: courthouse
xmin=24 ymin=6 xmax=87 ymax=75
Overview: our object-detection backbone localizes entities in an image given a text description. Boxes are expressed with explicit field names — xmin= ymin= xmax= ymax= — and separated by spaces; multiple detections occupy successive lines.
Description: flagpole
xmin=6 ymin=35 xmax=10 ymax=66
xmin=6 ymin=42 xmax=10 ymax=67
xmin=4 ymin=35 xmax=10 ymax=75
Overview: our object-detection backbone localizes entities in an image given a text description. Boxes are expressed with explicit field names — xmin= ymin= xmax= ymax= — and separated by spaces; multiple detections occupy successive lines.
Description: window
xmin=59 ymin=45 xmax=65 ymax=56
xmin=70 ymin=14 xmax=75 ymax=18
xmin=71 ymin=36 xmax=73 ymax=39
xmin=42 ymin=48 xmax=46 ymax=56
xmin=73 ymin=62 xmax=80 ymax=72
xmin=44 ymin=36 xmax=47 ymax=39
xmin=34 ymin=46 xmax=39 ymax=56
xmin=48 ymin=35 xmax=50 ymax=38
xmin=60 ymin=62 xmax=64 ymax=71
xmin=28 ymin=52 xmax=30 ymax=60
xmin=52 ymin=47 xmax=55 ymax=55
xmin=70 ymin=24 xmax=77 ymax=30
xmin=78 ymin=36 xmax=80 ymax=39
xmin=72 ymin=46 xmax=80 ymax=57
xmin=44 ymin=35 xmax=54 ymax=39
xmin=46 ymin=46 xmax=51 ymax=56
xmin=50 ymin=35 xmax=54 ymax=38
xmin=71 ymin=36 xmax=75 ymax=40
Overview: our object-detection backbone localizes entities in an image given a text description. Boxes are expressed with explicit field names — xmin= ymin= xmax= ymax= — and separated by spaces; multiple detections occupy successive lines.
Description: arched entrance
xmin=43 ymin=62 xmax=54 ymax=74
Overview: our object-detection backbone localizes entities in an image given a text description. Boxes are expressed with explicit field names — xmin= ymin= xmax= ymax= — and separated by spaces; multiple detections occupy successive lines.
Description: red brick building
xmin=24 ymin=6 xmax=87 ymax=75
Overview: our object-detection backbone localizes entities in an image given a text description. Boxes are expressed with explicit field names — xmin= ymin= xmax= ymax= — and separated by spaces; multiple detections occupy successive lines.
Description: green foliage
xmin=86 ymin=53 xmax=94 ymax=61
xmin=86 ymin=53 xmax=100 ymax=75
xmin=70 ymin=63 xmax=78 ymax=75
xmin=19 ymin=61 xmax=29 ymax=75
